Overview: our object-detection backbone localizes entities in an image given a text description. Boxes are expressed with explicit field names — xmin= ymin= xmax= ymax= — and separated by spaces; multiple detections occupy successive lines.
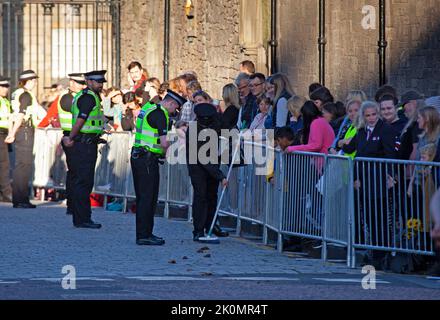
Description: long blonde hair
xmin=419 ymin=106 xmax=440 ymax=142
xmin=222 ymin=83 xmax=240 ymax=109
xmin=346 ymin=99 xmax=362 ymax=127
xmin=287 ymin=95 xmax=306 ymax=118
xmin=357 ymin=101 xmax=380 ymax=130
xmin=269 ymin=73 xmax=295 ymax=105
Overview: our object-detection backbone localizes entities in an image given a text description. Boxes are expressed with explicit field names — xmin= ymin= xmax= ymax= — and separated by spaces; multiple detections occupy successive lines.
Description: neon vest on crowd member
xmin=11 ymin=88 xmax=40 ymax=127
xmin=57 ymin=90 xmax=73 ymax=131
xmin=0 ymin=96 xmax=11 ymax=129
xmin=71 ymin=89 xmax=104 ymax=134
xmin=343 ymin=125 xmax=357 ymax=159
xmin=134 ymin=103 xmax=169 ymax=156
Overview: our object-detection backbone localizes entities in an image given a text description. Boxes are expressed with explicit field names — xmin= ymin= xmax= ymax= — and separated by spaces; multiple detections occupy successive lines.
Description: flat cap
xmin=401 ymin=90 xmax=423 ymax=106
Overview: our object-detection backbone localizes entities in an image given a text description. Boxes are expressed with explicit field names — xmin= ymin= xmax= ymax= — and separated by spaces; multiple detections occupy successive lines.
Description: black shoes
xmin=137 ymin=236 xmax=165 ymax=246
xmin=74 ymin=221 xmax=102 ymax=229
xmin=193 ymin=232 xmax=205 ymax=242
xmin=13 ymin=202 xmax=37 ymax=209
xmin=212 ymin=225 xmax=229 ymax=237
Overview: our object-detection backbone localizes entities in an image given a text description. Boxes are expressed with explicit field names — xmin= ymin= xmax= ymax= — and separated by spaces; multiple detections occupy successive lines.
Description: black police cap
xmin=194 ymin=103 xmax=218 ymax=119
xmin=164 ymin=89 xmax=187 ymax=107
xmin=84 ymin=70 xmax=107 ymax=83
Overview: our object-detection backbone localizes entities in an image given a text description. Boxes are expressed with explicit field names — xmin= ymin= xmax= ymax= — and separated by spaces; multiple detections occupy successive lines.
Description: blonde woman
xmin=221 ymin=84 xmax=240 ymax=130
xmin=329 ymin=99 xmax=362 ymax=158
xmin=416 ymin=106 xmax=440 ymax=159
xmin=287 ymin=95 xmax=307 ymax=135
xmin=267 ymin=73 xmax=295 ymax=128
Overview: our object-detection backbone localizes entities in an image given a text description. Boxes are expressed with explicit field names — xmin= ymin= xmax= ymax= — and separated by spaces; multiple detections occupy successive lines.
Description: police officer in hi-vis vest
xmin=62 ymin=70 xmax=106 ymax=229
xmin=59 ymin=73 xmax=86 ymax=216
xmin=132 ymin=89 xmax=186 ymax=246
xmin=0 ymin=76 xmax=12 ymax=202
xmin=6 ymin=70 xmax=42 ymax=209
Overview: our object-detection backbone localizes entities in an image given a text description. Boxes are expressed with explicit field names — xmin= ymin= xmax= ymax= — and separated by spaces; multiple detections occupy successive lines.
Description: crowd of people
xmin=1 ymin=58 xmax=440 ymax=274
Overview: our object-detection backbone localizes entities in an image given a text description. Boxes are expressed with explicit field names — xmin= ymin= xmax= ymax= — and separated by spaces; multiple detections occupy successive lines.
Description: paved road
xmin=1 ymin=202 xmax=439 ymax=300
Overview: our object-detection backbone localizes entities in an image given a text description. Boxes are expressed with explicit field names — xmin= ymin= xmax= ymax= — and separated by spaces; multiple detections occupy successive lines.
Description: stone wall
xmin=120 ymin=0 xmax=245 ymax=99
xmin=120 ymin=0 xmax=440 ymax=101
xmin=120 ymin=0 xmax=164 ymax=89
xmin=325 ymin=0 xmax=379 ymax=101
xmin=278 ymin=0 xmax=318 ymax=98
xmin=278 ymin=0 xmax=440 ymax=101
xmin=387 ymin=0 xmax=440 ymax=98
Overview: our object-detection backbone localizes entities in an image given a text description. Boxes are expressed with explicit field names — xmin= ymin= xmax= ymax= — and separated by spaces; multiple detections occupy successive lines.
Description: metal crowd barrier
xmin=33 ymin=128 xmax=67 ymax=190
xmin=32 ymin=129 xmax=438 ymax=268
xmin=351 ymin=157 xmax=439 ymax=267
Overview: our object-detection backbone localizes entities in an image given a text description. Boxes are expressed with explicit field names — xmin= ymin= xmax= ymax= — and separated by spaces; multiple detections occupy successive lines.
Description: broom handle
xmin=206 ymin=131 xmax=242 ymax=236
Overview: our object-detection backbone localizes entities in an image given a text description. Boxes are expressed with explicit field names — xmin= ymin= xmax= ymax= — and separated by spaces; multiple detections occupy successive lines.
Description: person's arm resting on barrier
xmin=341 ymin=132 xmax=358 ymax=155
xmin=286 ymin=118 xmax=328 ymax=153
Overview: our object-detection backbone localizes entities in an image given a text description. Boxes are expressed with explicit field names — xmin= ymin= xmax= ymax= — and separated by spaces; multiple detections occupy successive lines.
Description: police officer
xmin=132 ymin=89 xmax=186 ymax=246
xmin=186 ymin=103 xmax=228 ymax=241
xmin=59 ymin=73 xmax=86 ymax=215
xmin=62 ymin=70 xmax=106 ymax=229
xmin=0 ymin=76 xmax=12 ymax=202
xmin=6 ymin=70 xmax=41 ymax=208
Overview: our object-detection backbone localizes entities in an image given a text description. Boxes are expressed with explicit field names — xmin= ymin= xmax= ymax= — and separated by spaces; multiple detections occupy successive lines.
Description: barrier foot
xmin=321 ymin=240 xmax=328 ymax=263
xmin=235 ymin=218 xmax=241 ymax=237
xmin=277 ymin=233 xmax=283 ymax=253
xmin=263 ymin=226 xmax=268 ymax=245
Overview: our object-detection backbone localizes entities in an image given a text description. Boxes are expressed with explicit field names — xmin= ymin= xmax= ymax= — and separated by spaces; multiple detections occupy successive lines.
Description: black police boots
xmin=74 ymin=221 xmax=102 ymax=229
xmin=212 ymin=225 xmax=229 ymax=237
xmin=13 ymin=202 xmax=37 ymax=209
xmin=136 ymin=235 xmax=165 ymax=246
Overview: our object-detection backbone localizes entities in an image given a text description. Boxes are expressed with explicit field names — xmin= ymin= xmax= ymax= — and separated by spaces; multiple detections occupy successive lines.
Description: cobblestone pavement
xmin=1 ymin=202 xmax=439 ymax=300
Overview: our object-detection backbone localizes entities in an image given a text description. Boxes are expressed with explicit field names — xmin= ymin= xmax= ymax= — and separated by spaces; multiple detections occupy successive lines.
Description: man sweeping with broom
xmin=186 ymin=103 xmax=229 ymax=242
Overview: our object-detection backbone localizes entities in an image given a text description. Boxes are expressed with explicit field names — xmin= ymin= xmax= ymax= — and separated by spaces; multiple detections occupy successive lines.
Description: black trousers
xmin=0 ymin=131 xmax=12 ymax=200
xmin=69 ymin=141 xmax=98 ymax=225
xmin=131 ymin=153 xmax=160 ymax=240
xmin=12 ymin=127 xmax=34 ymax=204
xmin=188 ymin=164 xmax=219 ymax=234
xmin=61 ymin=138 xmax=73 ymax=213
